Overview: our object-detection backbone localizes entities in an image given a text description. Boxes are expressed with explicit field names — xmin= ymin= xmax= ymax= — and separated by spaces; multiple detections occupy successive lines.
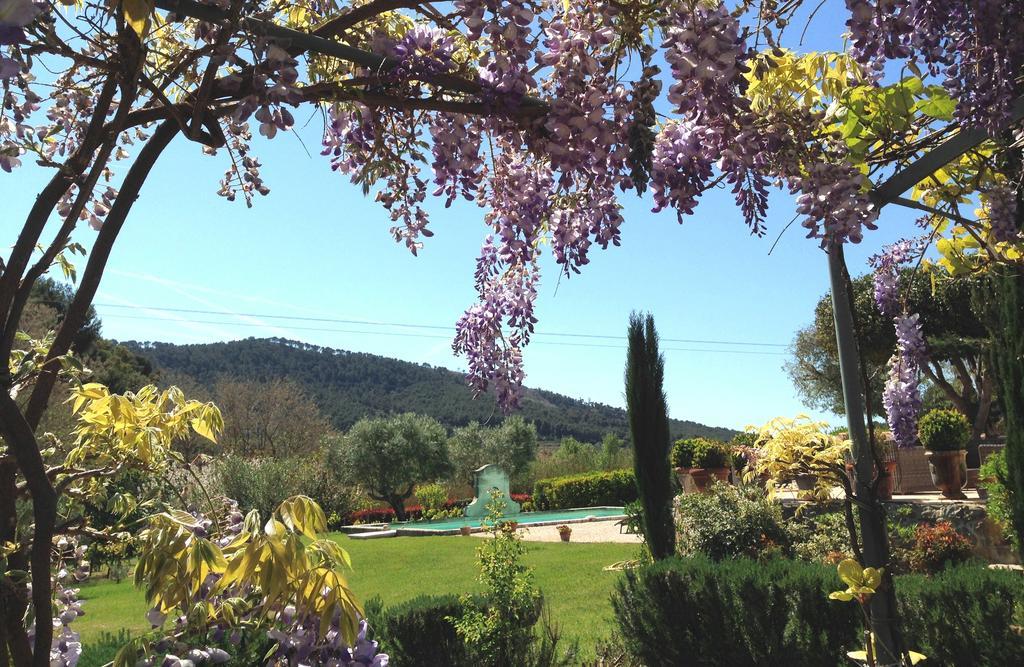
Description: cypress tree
xmin=625 ymin=312 xmax=675 ymax=559
xmin=982 ymin=266 xmax=1024 ymax=553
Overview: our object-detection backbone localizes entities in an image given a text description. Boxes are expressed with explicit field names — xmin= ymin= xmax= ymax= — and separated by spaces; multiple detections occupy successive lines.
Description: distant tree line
xmin=125 ymin=337 xmax=738 ymax=443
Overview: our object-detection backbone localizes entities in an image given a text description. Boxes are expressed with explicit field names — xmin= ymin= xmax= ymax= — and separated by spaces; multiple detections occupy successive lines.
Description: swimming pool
xmin=347 ymin=506 xmax=626 ymax=536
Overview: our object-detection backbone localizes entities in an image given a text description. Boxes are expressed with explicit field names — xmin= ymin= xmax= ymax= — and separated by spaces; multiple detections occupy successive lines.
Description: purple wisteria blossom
xmin=868 ymin=238 xmax=922 ymax=317
xmin=789 ymin=160 xmax=879 ymax=246
xmin=389 ymin=26 xmax=456 ymax=79
xmin=844 ymin=0 xmax=1024 ymax=135
xmin=884 ymin=313 xmax=927 ymax=447
xmin=982 ymin=185 xmax=1022 ymax=243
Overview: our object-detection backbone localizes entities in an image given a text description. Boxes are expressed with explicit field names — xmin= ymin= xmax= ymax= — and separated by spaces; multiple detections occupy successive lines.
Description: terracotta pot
xmin=459 ymin=526 xmax=472 ymax=536
xmin=558 ymin=530 xmax=571 ymax=542
xmin=925 ymin=450 xmax=968 ymax=500
xmin=689 ymin=468 xmax=729 ymax=492
xmin=844 ymin=462 xmax=897 ymax=500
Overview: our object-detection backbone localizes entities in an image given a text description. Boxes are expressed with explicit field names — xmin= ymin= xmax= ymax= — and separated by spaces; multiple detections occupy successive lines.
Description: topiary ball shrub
xmin=670 ymin=438 xmax=696 ymax=468
xmin=917 ymin=409 xmax=970 ymax=451
xmin=690 ymin=438 xmax=730 ymax=469
xmin=675 ymin=483 xmax=793 ymax=560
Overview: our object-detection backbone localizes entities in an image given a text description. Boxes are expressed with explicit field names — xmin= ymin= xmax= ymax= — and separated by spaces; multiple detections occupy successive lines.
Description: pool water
xmin=391 ymin=506 xmax=625 ymax=535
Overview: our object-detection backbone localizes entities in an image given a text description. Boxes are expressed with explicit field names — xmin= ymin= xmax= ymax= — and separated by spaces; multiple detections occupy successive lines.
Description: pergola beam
xmin=871 ymin=96 xmax=1024 ymax=207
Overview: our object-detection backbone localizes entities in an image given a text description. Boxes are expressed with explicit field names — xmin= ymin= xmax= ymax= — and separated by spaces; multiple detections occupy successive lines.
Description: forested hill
xmin=125 ymin=337 xmax=738 ymax=444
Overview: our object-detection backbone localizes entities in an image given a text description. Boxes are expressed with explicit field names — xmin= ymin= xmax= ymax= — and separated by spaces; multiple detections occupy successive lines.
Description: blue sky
xmin=1 ymin=4 xmax=923 ymax=432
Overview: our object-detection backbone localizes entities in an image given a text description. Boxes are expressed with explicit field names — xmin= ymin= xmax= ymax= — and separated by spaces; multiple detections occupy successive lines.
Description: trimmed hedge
xmin=896 ymin=566 xmax=1024 ymax=666
xmin=615 ymin=557 xmax=1024 ymax=667
xmin=369 ymin=594 xmax=473 ymax=666
xmin=533 ymin=470 xmax=637 ymax=510
xmin=613 ymin=556 xmax=858 ymax=667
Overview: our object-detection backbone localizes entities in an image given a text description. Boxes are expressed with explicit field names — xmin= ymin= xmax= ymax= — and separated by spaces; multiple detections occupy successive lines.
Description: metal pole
xmin=828 ymin=243 xmax=903 ymax=664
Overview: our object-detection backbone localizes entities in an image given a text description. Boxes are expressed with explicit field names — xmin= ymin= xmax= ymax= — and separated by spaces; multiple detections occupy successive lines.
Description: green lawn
xmin=78 ymin=534 xmax=637 ymax=655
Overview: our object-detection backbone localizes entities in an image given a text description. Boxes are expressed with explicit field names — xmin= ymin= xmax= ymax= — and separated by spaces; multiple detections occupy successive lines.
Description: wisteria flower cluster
xmin=844 ymin=0 xmax=1024 ymax=135
xmin=29 ymin=537 xmax=90 ymax=667
xmin=789 ymin=160 xmax=879 ymax=247
xmin=868 ymin=238 xmax=923 ymax=317
xmin=980 ymin=185 xmax=1022 ymax=244
xmin=883 ymin=313 xmax=927 ymax=447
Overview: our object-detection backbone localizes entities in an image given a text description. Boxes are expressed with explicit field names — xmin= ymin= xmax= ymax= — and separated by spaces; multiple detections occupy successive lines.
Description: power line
xmin=94 ymin=303 xmax=791 ymax=349
xmin=100 ymin=313 xmax=788 ymax=356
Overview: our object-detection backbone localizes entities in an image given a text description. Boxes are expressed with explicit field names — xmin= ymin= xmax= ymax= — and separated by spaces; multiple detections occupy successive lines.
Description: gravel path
xmin=472 ymin=520 xmax=643 ymax=544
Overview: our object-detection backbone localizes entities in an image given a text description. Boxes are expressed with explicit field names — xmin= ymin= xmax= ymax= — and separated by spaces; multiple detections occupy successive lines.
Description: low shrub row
xmin=533 ymin=470 xmax=638 ymax=510
xmin=613 ymin=555 xmax=858 ymax=667
xmin=349 ymin=498 xmax=472 ymax=524
xmin=614 ymin=557 xmax=1024 ymax=667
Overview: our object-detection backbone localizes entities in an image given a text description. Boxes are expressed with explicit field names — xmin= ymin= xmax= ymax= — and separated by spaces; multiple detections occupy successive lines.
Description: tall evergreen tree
xmin=981 ymin=267 xmax=1024 ymax=554
xmin=625 ymin=313 xmax=675 ymax=560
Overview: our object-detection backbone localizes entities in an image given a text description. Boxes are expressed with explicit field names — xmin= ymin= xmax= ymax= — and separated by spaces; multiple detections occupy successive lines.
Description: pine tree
xmin=625 ymin=313 xmax=676 ymax=559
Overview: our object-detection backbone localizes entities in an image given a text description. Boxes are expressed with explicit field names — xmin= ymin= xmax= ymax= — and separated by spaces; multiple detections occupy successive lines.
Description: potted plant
xmin=744 ymin=416 xmax=849 ymax=504
xmin=688 ymin=439 xmax=731 ymax=492
xmin=919 ymin=409 xmax=970 ymax=500
xmin=671 ymin=438 xmax=696 ymax=489
xmin=459 ymin=525 xmax=472 ymax=536
xmin=557 ymin=524 xmax=572 ymax=542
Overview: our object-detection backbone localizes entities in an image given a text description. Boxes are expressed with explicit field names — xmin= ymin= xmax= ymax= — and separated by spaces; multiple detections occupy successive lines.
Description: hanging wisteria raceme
xmin=44 ymin=538 xmax=90 ymax=667
xmin=883 ymin=312 xmax=927 ymax=447
xmin=453 ymin=250 xmax=538 ymax=411
xmin=534 ymin=1 xmax=629 ymax=270
xmin=981 ymin=185 xmax=1022 ymax=243
xmin=789 ymin=160 xmax=879 ymax=246
xmin=455 ymin=0 xmax=537 ymax=103
xmin=845 ymin=0 xmax=1024 ymax=134
xmin=650 ymin=119 xmax=718 ymax=220
xmin=428 ymin=112 xmax=485 ymax=207
xmin=662 ymin=1 xmax=752 ymax=121
xmin=386 ymin=26 xmax=457 ymax=81
xmin=869 ymin=238 xmax=923 ymax=317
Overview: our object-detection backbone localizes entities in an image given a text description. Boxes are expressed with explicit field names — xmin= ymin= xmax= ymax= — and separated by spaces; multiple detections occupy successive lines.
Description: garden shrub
xmin=416 ymin=482 xmax=449 ymax=511
xmin=215 ymin=454 xmax=358 ymax=524
xmin=612 ymin=555 xmax=859 ymax=667
xmin=917 ymin=409 xmax=970 ymax=451
xmin=373 ymin=594 xmax=473 ymax=666
xmin=896 ymin=565 xmax=1024 ymax=666
xmin=979 ymin=449 xmax=1018 ymax=549
xmin=533 ymin=470 xmax=637 ymax=510
xmin=675 ymin=483 xmax=793 ymax=560
xmin=690 ymin=438 xmax=730 ymax=468
xmin=907 ymin=520 xmax=974 ymax=573
xmin=348 ymin=498 xmax=471 ymax=524
xmin=670 ymin=438 xmax=698 ymax=468
xmin=791 ymin=510 xmax=854 ymax=564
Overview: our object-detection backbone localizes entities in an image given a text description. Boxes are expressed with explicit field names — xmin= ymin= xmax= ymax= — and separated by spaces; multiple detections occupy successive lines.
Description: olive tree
xmin=332 ymin=412 xmax=450 ymax=520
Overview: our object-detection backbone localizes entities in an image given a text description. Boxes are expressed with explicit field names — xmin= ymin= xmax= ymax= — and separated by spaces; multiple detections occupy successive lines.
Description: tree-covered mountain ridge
xmin=124 ymin=337 xmax=738 ymax=444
